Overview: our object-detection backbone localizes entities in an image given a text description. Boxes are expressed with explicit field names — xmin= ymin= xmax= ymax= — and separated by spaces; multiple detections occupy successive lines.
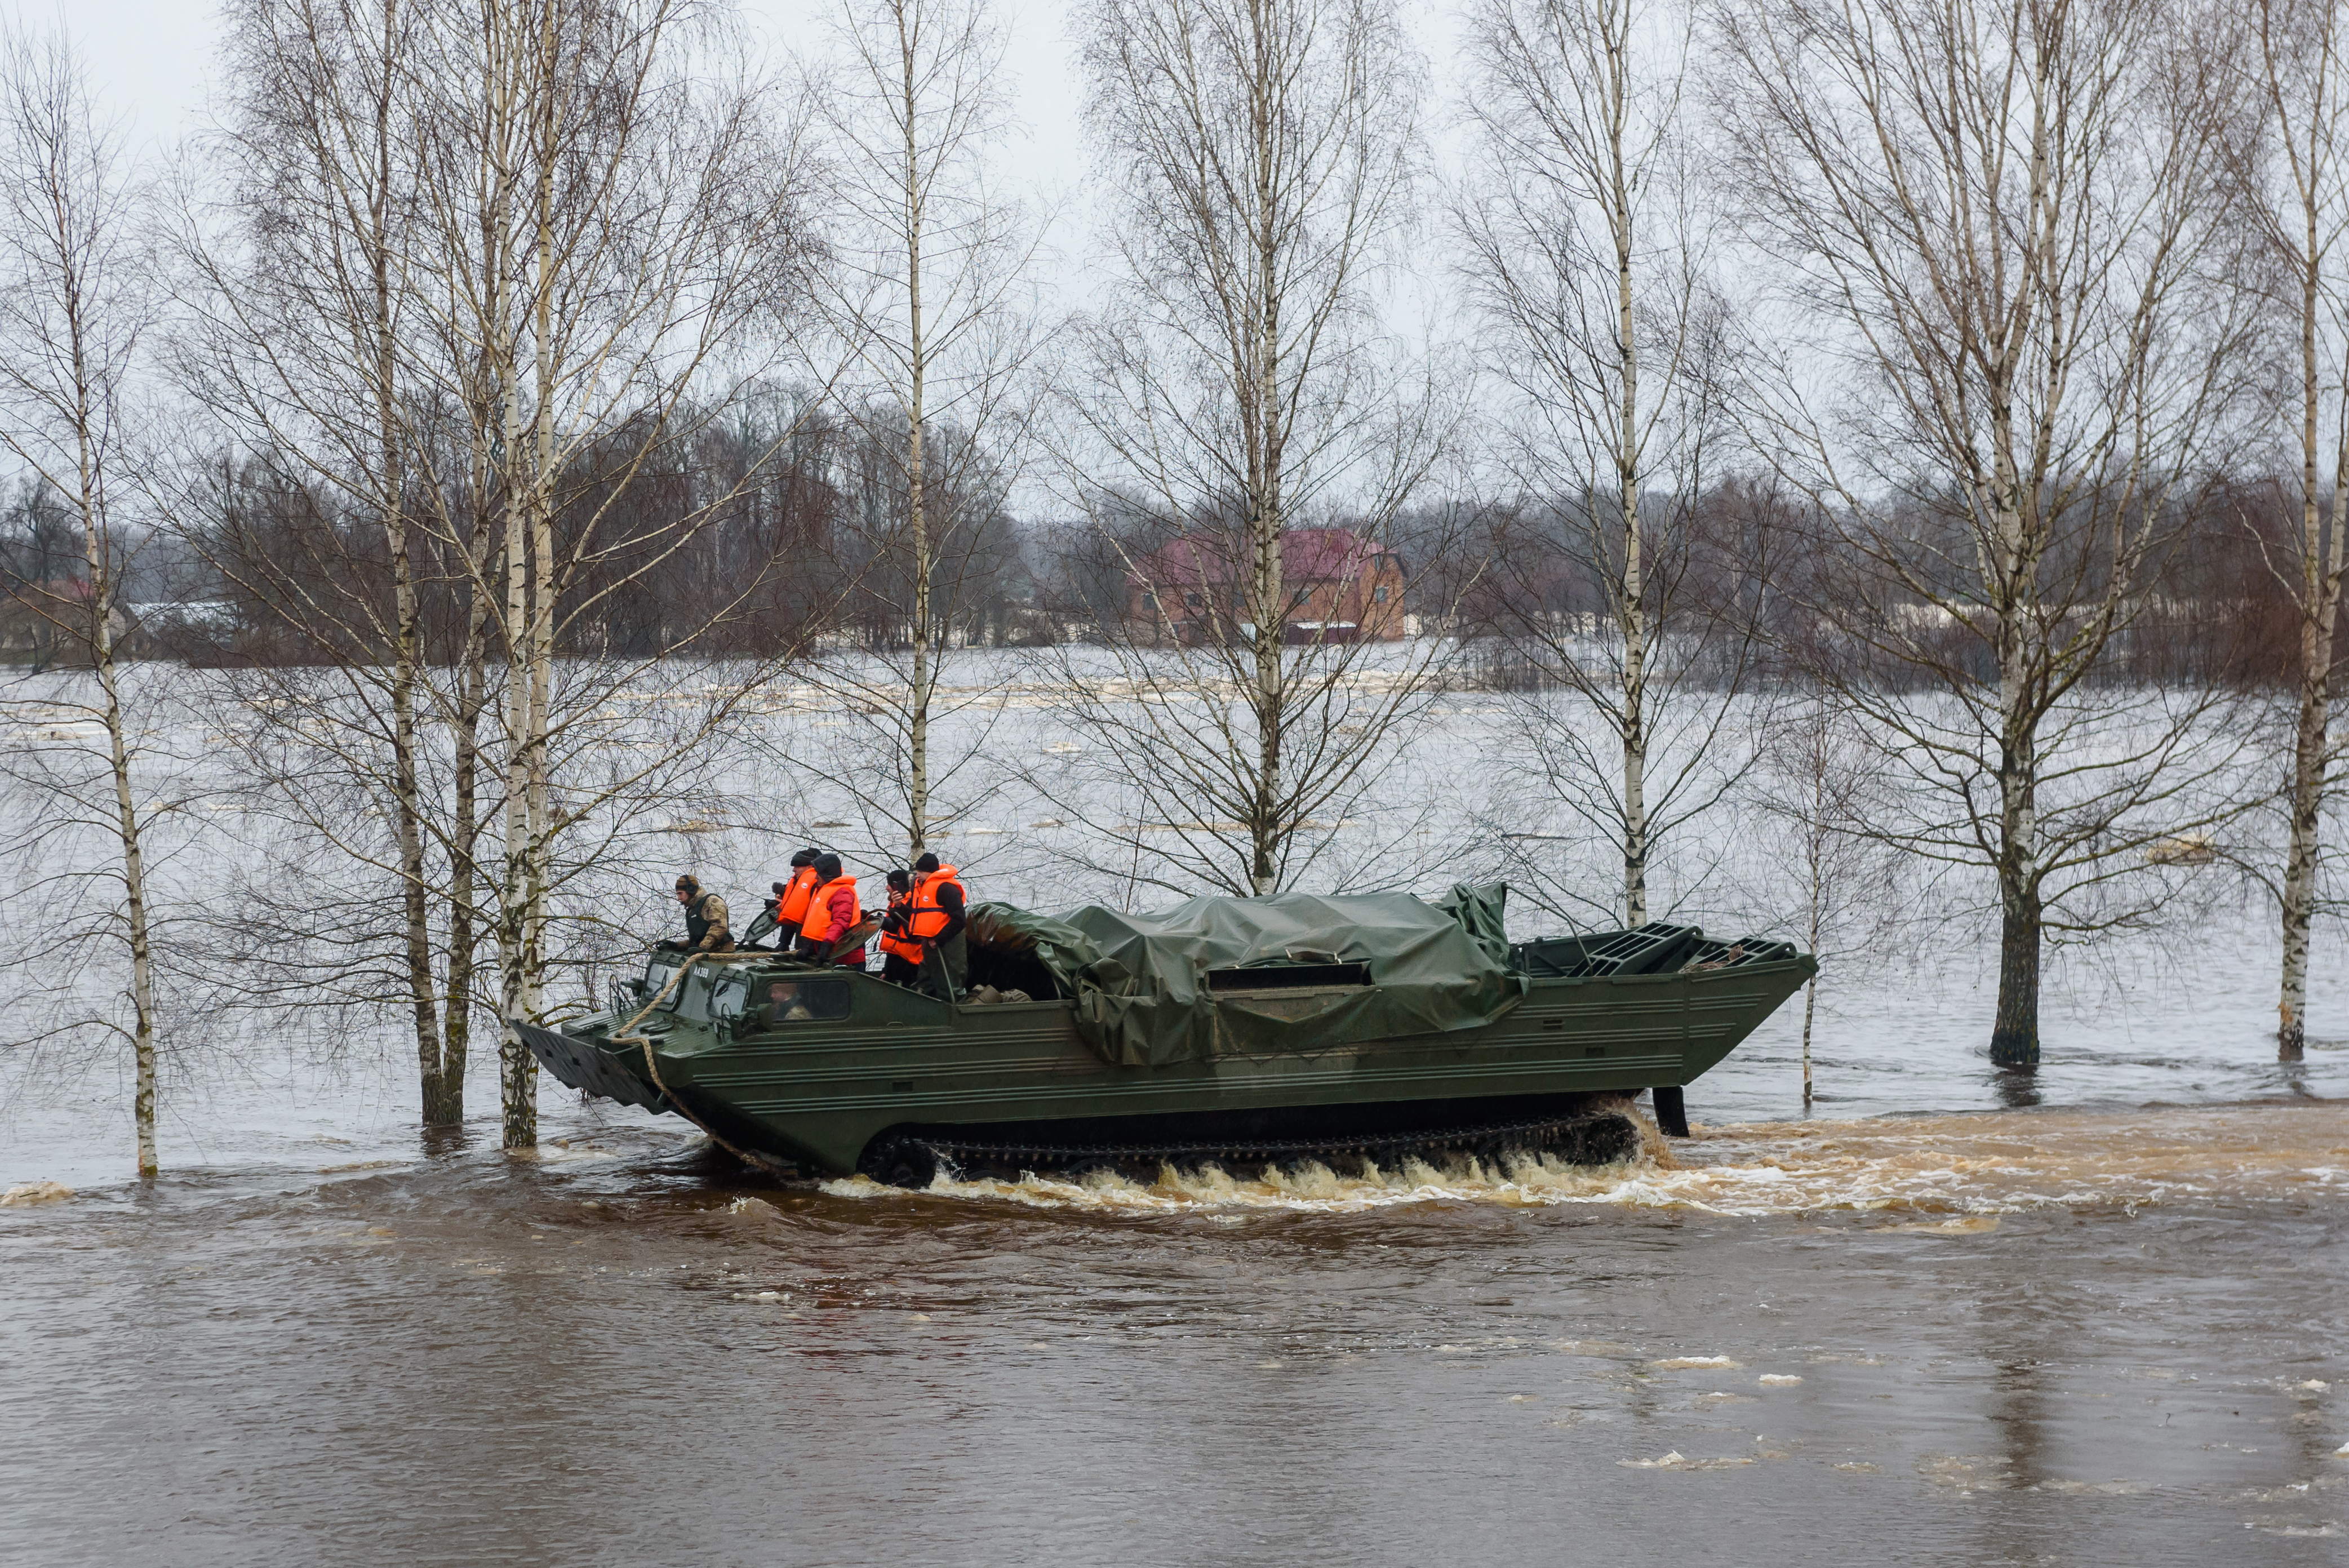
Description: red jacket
xmin=798 ymin=874 xmax=859 ymax=943
xmin=821 ymin=883 xmax=856 ymax=938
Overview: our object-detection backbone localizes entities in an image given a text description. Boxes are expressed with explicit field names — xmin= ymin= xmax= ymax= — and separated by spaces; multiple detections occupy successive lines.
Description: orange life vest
xmin=799 ymin=873 xmax=858 ymax=944
xmin=775 ymin=864 xmax=821 ymax=927
xmin=877 ymin=886 xmax=923 ymax=963
xmin=909 ymin=864 xmax=965 ymax=939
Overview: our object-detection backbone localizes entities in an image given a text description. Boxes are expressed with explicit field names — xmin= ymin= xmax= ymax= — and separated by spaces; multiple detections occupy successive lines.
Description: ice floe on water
xmin=814 ymin=1101 xmax=2349 ymax=1216
xmin=0 ymin=1180 xmax=73 ymax=1206
xmin=1618 ymin=1449 xmax=1768 ymax=1471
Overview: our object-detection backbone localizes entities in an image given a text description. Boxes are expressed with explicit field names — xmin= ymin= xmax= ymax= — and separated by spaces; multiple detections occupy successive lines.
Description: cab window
xmin=641 ymin=960 xmax=683 ymax=1011
xmin=711 ymin=978 xmax=749 ymax=1019
xmin=755 ymin=978 xmax=851 ymax=1025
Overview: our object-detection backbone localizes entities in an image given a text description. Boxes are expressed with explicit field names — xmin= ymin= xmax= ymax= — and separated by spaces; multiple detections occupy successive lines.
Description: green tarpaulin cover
xmin=964 ymin=884 xmax=1529 ymax=1068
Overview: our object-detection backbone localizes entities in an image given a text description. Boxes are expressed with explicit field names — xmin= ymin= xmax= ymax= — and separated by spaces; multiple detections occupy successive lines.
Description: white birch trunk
xmin=1250 ymin=51 xmax=1286 ymax=899
xmin=87 ymin=498 xmax=158 ymax=1178
xmin=0 ymin=37 xmax=163 ymax=1175
xmin=1608 ymin=30 xmax=1649 ymax=930
xmin=901 ymin=27 xmax=933 ymax=861
xmin=2257 ymin=0 xmax=2349 ymax=1062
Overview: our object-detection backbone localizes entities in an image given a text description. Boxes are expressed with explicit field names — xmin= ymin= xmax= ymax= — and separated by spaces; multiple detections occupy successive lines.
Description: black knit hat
xmin=814 ymin=852 xmax=843 ymax=881
xmin=913 ymin=852 xmax=940 ymax=873
xmin=789 ymin=847 xmax=818 ymax=868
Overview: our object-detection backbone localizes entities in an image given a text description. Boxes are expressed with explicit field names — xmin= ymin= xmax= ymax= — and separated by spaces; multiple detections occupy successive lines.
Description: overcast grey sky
xmin=15 ymin=0 xmax=1479 ymax=514
xmin=32 ymin=1 xmax=1093 ymax=222
xmin=25 ymin=0 xmax=1467 ymax=276
xmin=21 ymin=1 xmax=214 ymax=150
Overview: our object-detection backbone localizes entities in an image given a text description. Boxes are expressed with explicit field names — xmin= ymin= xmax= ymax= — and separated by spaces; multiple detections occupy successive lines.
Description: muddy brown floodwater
xmin=5 ymin=1100 xmax=2348 ymax=1566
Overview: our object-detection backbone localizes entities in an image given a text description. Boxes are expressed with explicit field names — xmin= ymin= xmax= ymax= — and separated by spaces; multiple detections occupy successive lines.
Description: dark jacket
xmin=683 ymin=891 xmax=733 ymax=951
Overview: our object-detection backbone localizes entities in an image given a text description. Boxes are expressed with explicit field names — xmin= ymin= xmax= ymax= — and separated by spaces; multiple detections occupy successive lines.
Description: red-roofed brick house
xmin=1126 ymin=528 xmax=1406 ymax=645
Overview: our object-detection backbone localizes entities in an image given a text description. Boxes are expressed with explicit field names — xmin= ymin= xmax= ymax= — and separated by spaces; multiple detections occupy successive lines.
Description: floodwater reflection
xmin=3 ymin=1102 xmax=2346 ymax=1567
xmin=1992 ymin=1065 xmax=2045 ymax=1111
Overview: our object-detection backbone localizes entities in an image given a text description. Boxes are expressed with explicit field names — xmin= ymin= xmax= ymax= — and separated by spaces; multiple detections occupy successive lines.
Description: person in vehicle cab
xmin=764 ymin=979 xmax=812 ymax=1023
xmin=876 ymin=868 xmax=922 ymax=986
xmin=909 ymin=852 xmax=967 ymax=997
xmin=795 ymin=852 xmax=862 ymax=964
xmin=663 ymin=874 xmax=733 ymax=953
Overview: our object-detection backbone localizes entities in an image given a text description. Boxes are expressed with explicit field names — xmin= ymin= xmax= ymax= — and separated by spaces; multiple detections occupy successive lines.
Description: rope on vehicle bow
xmin=606 ymin=952 xmax=780 ymax=1171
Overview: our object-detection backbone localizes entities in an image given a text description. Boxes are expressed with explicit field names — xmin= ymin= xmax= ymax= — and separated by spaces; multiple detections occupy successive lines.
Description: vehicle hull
xmin=522 ymin=949 xmax=1814 ymax=1176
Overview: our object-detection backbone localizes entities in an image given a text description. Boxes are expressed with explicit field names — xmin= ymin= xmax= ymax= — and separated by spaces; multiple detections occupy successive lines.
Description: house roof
xmin=1133 ymin=528 xmax=1396 ymax=592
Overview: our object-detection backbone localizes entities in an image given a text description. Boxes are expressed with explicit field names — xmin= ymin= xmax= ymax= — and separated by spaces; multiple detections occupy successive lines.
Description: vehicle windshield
xmin=641 ymin=960 xmax=682 ymax=1011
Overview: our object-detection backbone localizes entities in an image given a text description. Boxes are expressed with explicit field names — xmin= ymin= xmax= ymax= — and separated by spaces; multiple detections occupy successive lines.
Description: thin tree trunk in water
xmin=2278 ymin=624 xmax=2332 ymax=1062
xmin=79 ymin=460 xmax=156 ymax=1174
xmin=907 ymin=407 xmax=930 ymax=857
xmin=1990 ymin=881 xmax=2041 ymax=1067
xmin=1800 ymin=976 xmax=1816 ymax=1107
xmin=370 ymin=0 xmax=450 ymax=1125
xmin=446 ymin=578 xmax=493 ymax=1121
xmin=1251 ymin=510 xmax=1282 ymax=896
xmin=512 ymin=242 xmax=556 ymax=1151
xmin=59 ymin=246 xmax=159 ymax=1173
xmin=1606 ymin=33 xmax=1646 ymax=931
xmin=902 ymin=33 xmax=930 ymax=861
xmin=2278 ymin=179 xmax=2344 ymax=1063
xmin=497 ymin=348 xmax=533 ymax=1147
xmin=461 ymin=1 xmax=517 ymax=1131
xmin=392 ymin=503 xmax=445 ymax=1125
xmin=1249 ymin=60 xmax=1284 ymax=900
xmin=97 ymin=642 xmax=157 ymax=1176
xmin=1802 ymin=774 xmax=1823 ymax=1107
xmin=1621 ymin=618 xmax=1648 ymax=927
xmin=1991 ymin=692 xmax=2042 ymax=1067
xmin=503 ymin=32 xmax=560 ymax=1154
xmin=92 ymin=598 xmax=157 ymax=1176
xmin=1988 ymin=455 xmax=2040 ymax=1067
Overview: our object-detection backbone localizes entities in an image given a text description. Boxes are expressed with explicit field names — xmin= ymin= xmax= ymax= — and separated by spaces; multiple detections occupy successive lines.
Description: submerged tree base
xmin=420 ymin=1072 xmax=463 ymax=1130
xmin=1988 ymin=1030 xmax=2039 ymax=1069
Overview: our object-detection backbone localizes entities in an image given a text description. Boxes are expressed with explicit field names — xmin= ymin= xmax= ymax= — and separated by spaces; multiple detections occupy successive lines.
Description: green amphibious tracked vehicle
xmin=518 ymin=884 xmax=1814 ymax=1185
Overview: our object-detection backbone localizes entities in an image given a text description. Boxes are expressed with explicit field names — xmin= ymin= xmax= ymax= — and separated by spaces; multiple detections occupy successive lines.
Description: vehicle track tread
xmin=859 ymin=1108 xmax=1639 ymax=1187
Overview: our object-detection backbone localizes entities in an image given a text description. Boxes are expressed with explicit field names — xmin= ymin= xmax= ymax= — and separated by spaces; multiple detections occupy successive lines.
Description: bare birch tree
xmin=173 ymin=0 xmax=825 ymax=1148
xmin=2236 ymin=0 xmax=2349 ymax=1061
xmin=1713 ymin=0 xmax=2259 ymax=1065
xmin=1746 ymin=693 xmax=1911 ymax=1104
xmin=1456 ymin=0 xmax=1764 ymax=928
xmin=414 ymin=0 xmax=827 ymax=1147
xmin=803 ymin=0 xmax=1048 ymax=867
xmin=1045 ymin=0 xmax=1457 ymax=899
xmin=166 ymin=0 xmax=487 ymax=1124
xmin=0 ymin=30 xmax=166 ymax=1174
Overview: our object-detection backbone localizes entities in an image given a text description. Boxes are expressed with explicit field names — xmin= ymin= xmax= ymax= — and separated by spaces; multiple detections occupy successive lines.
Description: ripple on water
xmin=814 ymin=1101 xmax=2349 ymax=1217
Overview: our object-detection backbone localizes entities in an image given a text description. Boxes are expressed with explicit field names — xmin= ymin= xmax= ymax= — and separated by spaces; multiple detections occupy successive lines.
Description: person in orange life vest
xmin=876 ymin=868 xmax=924 ymax=986
xmin=794 ymin=852 xmax=862 ymax=964
xmin=773 ymin=849 xmax=822 ymax=931
xmin=908 ymin=851 xmax=967 ymax=997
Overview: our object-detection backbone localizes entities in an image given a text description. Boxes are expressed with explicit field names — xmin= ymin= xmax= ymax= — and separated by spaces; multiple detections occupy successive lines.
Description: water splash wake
xmin=817 ymin=1102 xmax=2349 ymax=1215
